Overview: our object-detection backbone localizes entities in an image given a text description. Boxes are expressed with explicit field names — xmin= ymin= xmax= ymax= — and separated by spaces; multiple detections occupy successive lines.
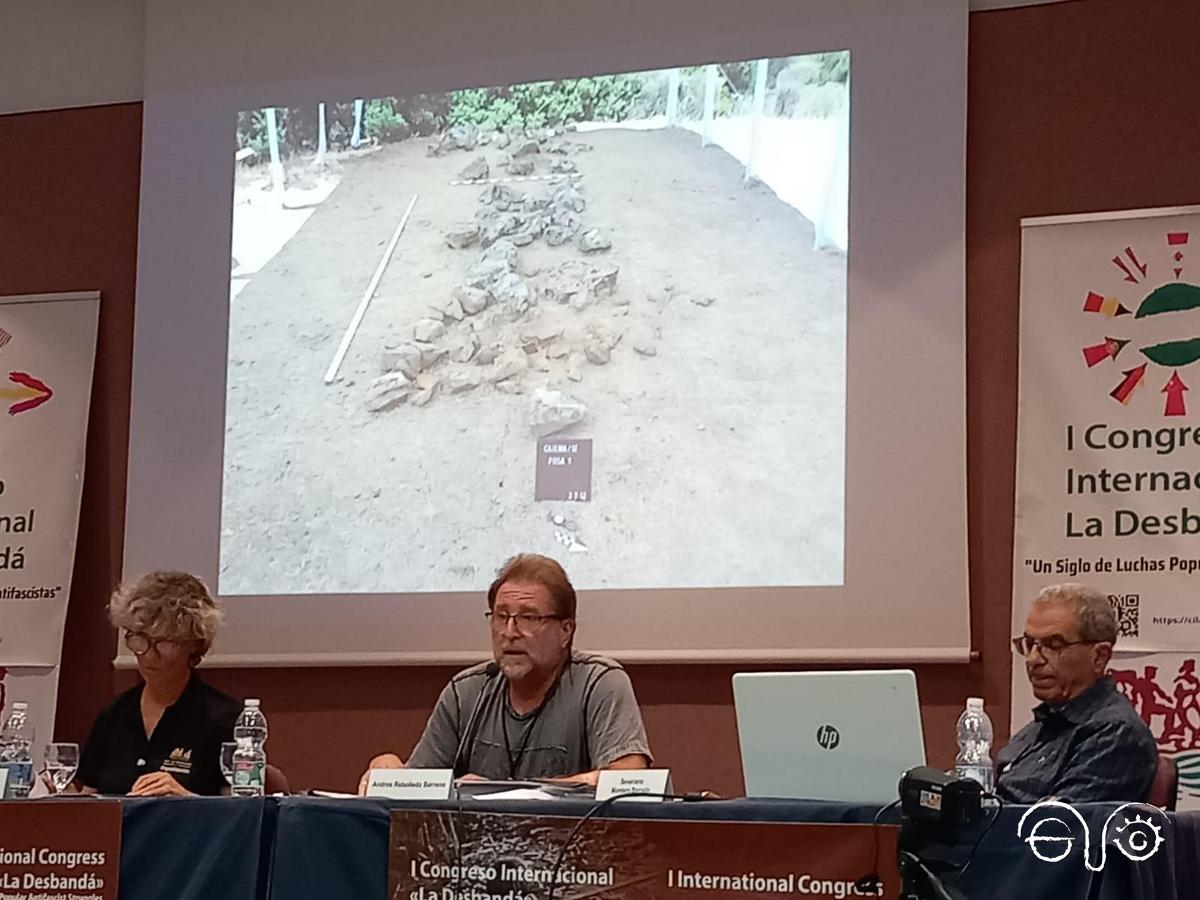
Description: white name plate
xmin=595 ymin=769 xmax=672 ymax=802
xmin=366 ymin=768 xmax=453 ymax=800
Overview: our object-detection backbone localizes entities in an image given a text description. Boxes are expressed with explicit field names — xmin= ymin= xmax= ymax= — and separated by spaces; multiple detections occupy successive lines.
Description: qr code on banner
xmin=1111 ymin=593 xmax=1140 ymax=638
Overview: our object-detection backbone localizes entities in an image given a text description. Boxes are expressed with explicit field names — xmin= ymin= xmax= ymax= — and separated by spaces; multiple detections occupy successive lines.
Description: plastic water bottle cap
xmin=246 ymin=699 xmax=261 ymax=708
xmin=967 ymin=697 xmax=984 ymax=711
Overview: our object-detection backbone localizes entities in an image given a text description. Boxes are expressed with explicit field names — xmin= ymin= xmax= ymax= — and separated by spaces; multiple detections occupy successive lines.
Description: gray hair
xmin=109 ymin=571 xmax=223 ymax=655
xmin=1034 ymin=583 xmax=1118 ymax=643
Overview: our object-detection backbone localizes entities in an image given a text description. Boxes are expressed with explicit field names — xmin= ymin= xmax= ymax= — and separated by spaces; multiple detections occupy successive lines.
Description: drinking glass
xmin=43 ymin=743 xmax=79 ymax=792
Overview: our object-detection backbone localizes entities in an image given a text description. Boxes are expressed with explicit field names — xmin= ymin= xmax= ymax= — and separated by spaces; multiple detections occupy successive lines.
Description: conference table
xmin=112 ymin=794 xmax=1200 ymax=900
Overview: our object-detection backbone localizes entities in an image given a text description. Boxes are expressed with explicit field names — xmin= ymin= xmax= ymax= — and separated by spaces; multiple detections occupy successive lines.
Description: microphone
xmin=452 ymin=663 xmax=502 ymax=777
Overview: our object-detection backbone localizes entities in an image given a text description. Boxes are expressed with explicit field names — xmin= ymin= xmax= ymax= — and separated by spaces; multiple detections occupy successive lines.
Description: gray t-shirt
xmin=406 ymin=651 xmax=652 ymax=779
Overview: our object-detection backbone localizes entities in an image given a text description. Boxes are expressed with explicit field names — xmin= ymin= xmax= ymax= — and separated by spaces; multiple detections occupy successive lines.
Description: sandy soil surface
xmin=221 ymin=126 xmax=844 ymax=594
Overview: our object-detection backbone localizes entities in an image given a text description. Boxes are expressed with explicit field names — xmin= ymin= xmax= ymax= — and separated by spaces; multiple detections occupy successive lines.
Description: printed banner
xmin=0 ymin=799 xmax=121 ymax=900
xmin=1014 ymin=208 xmax=1200 ymax=641
xmin=0 ymin=667 xmax=61 ymax=772
xmin=1012 ymin=205 xmax=1200 ymax=745
xmin=0 ymin=292 xmax=99 ymax=666
xmin=1111 ymin=651 xmax=1200 ymax=811
xmin=389 ymin=809 xmax=900 ymax=900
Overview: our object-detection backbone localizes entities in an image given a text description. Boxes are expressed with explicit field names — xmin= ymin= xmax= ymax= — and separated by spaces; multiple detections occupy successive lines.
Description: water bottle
xmin=231 ymin=699 xmax=268 ymax=797
xmin=0 ymin=701 xmax=35 ymax=799
xmin=954 ymin=697 xmax=994 ymax=793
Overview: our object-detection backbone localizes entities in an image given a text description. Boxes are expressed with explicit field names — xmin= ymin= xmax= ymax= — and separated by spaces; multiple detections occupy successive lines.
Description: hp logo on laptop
xmin=816 ymin=724 xmax=840 ymax=750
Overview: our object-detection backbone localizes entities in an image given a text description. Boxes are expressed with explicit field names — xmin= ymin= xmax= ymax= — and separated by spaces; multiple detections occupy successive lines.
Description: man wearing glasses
xmin=997 ymin=583 xmax=1157 ymax=803
xmin=360 ymin=554 xmax=651 ymax=787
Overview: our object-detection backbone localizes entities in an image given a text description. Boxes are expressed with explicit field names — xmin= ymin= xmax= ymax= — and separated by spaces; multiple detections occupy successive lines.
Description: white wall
xmin=0 ymin=0 xmax=1069 ymax=116
xmin=0 ymin=0 xmax=143 ymax=115
xmin=970 ymin=0 xmax=1069 ymax=8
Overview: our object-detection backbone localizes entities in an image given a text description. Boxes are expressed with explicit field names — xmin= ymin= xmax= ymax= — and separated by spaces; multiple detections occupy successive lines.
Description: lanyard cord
xmin=501 ymin=673 xmax=563 ymax=779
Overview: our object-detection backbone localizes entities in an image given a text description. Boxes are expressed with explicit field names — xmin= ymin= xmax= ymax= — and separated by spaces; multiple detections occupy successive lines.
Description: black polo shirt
xmin=77 ymin=674 xmax=240 ymax=796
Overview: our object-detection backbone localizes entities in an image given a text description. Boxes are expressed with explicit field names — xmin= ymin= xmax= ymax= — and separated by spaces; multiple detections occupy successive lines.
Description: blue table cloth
xmin=119 ymin=796 xmax=274 ymax=900
xmin=107 ymin=794 xmax=1200 ymax=899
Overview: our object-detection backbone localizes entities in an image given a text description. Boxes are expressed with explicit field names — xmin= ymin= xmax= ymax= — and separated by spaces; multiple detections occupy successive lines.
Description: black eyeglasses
xmin=485 ymin=611 xmax=563 ymax=633
xmin=125 ymin=631 xmax=188 ymax=658
xmin=1011 ymin=635 xmax=1099 ymax=657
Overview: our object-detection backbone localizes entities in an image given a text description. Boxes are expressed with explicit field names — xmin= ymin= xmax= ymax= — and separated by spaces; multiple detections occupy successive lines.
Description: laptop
xmin=732 ymin=670 xmax=926 ymax=804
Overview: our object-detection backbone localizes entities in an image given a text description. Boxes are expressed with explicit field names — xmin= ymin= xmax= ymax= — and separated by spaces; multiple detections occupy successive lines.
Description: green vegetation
xmin=447 ymin=75 xmax=644 ymax=129
xmin=233 ymin=51 xmax=851 ymax=159
xmin=363 ymin=98 xmax=409 ymax=142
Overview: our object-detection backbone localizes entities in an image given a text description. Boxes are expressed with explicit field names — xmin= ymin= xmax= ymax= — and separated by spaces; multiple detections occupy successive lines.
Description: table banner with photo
xmin=389 ymin=808 xmax=900 ymax=900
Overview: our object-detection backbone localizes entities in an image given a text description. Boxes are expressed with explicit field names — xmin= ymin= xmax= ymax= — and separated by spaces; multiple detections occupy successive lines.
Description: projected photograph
xmin=221 ymin=52 xmax=848 ymax=595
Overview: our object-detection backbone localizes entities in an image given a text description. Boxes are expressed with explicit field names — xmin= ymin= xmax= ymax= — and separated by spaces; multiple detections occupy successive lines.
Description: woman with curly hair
xmin=72 ymin=572 xmax=240 ymax=796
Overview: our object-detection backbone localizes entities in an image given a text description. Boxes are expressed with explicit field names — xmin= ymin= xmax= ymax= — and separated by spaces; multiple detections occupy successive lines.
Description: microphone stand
xmin=898 ymin=822 xmax=968 ymax=900
xmin=898 ymin=851 xmax=968 ymax=900
xmin=452 ymin=664 xmax=502 ymax=778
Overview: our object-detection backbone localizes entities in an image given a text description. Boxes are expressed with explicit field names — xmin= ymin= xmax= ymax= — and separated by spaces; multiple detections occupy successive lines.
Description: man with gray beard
xmin=360 ymin=554 xmax=650 ymax=787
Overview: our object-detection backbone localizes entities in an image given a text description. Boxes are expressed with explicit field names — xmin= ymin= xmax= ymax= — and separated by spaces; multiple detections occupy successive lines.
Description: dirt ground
xmin=221 ymin=127 xmax=845 ymax=594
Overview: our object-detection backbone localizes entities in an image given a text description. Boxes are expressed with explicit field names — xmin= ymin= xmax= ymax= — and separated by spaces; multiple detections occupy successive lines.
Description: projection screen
xmin=124 ymin=0 xmax=970 ymax=666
